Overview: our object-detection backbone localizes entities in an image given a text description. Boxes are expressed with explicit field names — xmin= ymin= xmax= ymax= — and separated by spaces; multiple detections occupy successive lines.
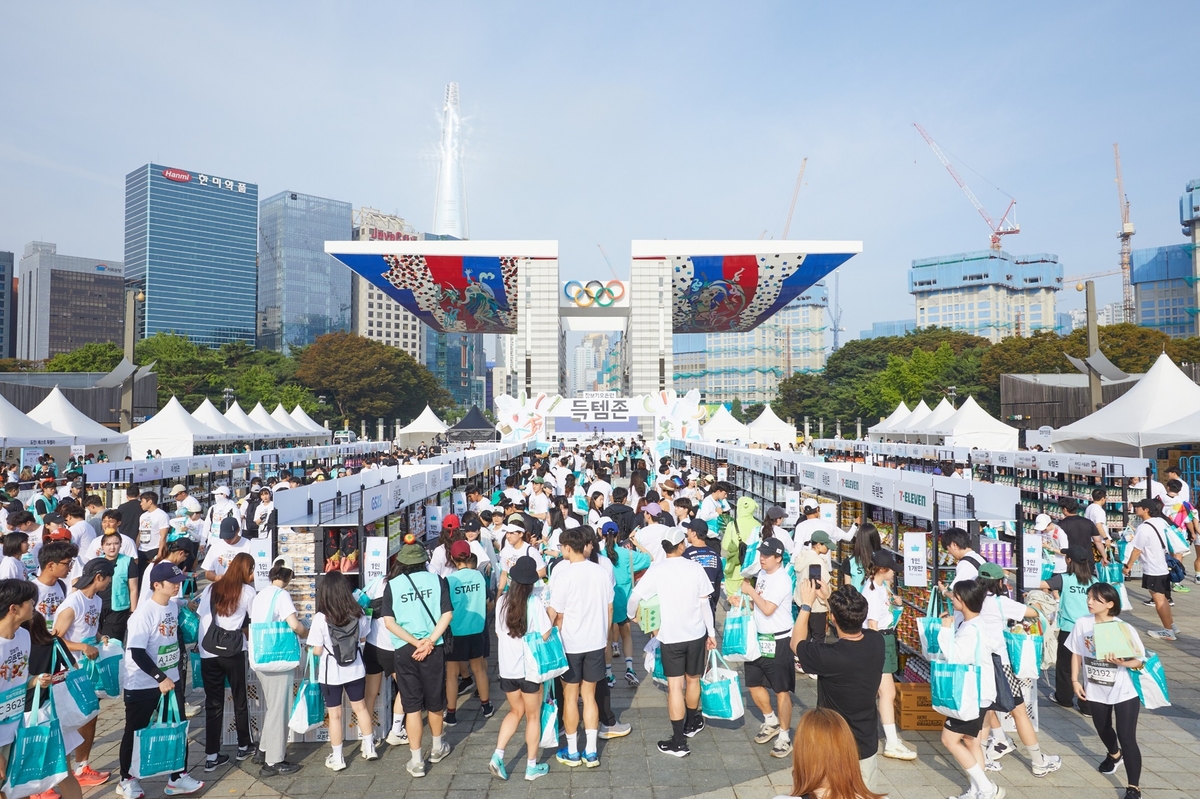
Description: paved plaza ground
xmin=81 ymin=580 xmax=1199 ymax=799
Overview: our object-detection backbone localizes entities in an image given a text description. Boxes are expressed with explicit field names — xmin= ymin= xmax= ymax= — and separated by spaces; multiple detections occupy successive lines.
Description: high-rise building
xmin=909 ymin=250 xmax=1062 ymax=343
xmin=349 ymin=208 xmax=424 ymax=361
xmin=15 ymin=242 xmax=124 ymax=361
xmin=570 ymin=334 xmax=609 ymax=395
xmin=1128 ymin=179 xmax=1200 ymax=339
xmin=0 ymin=251 xmax=13 ymax=359
xmin=859 ymin=319 xmax=916 ymax=340
xmin=124 ymin=163 xmax=258 ymax=347
xmin=423 ymin=327 xmax=486 ymax=408
xmin=258 ymin=191 xmax=353 ymax=353
xmin=1067 ymin=301 xmax=1125 ymax=332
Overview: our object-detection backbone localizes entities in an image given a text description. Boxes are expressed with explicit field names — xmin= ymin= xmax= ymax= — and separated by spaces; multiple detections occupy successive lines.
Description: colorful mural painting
xmin=668 ymin=252 xmax=856 ymax=333
xmin=495 ymin=392 xmax=564 ymax=444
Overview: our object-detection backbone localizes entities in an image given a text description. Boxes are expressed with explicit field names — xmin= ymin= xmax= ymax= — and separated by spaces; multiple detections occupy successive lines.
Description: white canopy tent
xmin=701 ymin=405 xmax=749 ymax=442
xmin=192 ymin=399 xmax=251 ymax=441
xmin=128 ymin=397 xmax=227 ymax=458
xmin=1143 ymin=407 xmax=1200 ymax=448
xmin=248 ymin=403 xmax=295 ymax=439
xmin=224 ymin=403 xmax=270 ymax=439
xmin=747 ymin=404 xmax=797 ymax=447
xmin=867 ymin=401 xmax=911 ymax=441
xmin=27 ymin=387 xmax=129 ymax=458
xmin=0 ymin=392 xmax=71 ymax=450
xmin=395 ymin=405 xmax=448 ymax=448
xmin=290 ymin=406 xmax=331 ymax=440
xmin=1052 ymin=352 xmax=1200 ymax=455
xmin=886 ymin=400 xmax=930 ymax=440
xmin=902 ymin=397 xmax=957 ymax=443
xmin=932 ymin=396 xmax=1019 ymax=450
xmin=271 ymin=404 xmax=322 ymax=439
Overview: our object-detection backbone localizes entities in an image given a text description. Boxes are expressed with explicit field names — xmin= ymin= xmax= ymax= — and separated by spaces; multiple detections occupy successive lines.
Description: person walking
xmin=1041 ymin=545 xmax=1097 ymax=712
xmin=248 ymin=556 xmax=308 ymax=777
xmin=1124 ymin=498 xmax=1178 ymax=641
xmin=862 ymin=549 xmax=916 ymax=761
xmin=444 ymin=542 xmax=493 ymax=725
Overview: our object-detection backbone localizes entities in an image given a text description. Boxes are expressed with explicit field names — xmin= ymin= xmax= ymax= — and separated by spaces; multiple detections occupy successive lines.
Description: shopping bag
xmin=190 ymin=650 xmax=204 ymax=691
xmin=700 ymin=651 xmax=745 ymax=721
xmin=249 ymin=589 xmax=301 ymax=672
xmin=84 ymin=638 xmax=122 ymax=699
xmin=1130 ymin=652 xmax=1171 ymax=710
xmin=1003 ymin=630 xmax=1043 ymax=680
xmin=1165 ymin=525 xmax=1191 ymax=556
xmin=523 ymin=626 xmax=569 ymax=683
xmin=635 ymin=595 xmax=661 ymax=634
xmin=538 ymin=684 xmax=559 ymax=749
xmin=50 ymin=641 xmax=99 ymax=728
xmin=720 ymin=602 xmax=760 ymax=663
xmin=642 ymin=637 xmax=666 ymax=685
xmin=1040 ymin=561 xmax=1055 ymax=581
xmin=2 ymin=683 xmax=69 ymax=799
xmin=1098 ymin=560 xmax=1125 ymax=584
xmin=1114 ymin=582 xmax=1133 ymax=611
xmin=287 ymin=652 xmax=326 ymax=735
xmin=178 ymin=601 xmax=200 ymax=646
xmin=930 ymin=660 xmax=982 ymax=721
xmin=130 ymin=693 xmax=188 ymax=779
xmin=917 ymin=592 xmax=944 ymax=659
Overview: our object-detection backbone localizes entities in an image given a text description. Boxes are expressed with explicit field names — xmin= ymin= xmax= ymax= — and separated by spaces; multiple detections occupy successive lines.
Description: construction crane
xmin=1063 ymin=269 xmax=1122 ymax=286
xmin=914 ymin=123 xmax=1019 ymax=250
xmin=781 ymin=158 xmax=807 ymax=239
xmin=1113 ymin=144 xmax=1136 ymax=323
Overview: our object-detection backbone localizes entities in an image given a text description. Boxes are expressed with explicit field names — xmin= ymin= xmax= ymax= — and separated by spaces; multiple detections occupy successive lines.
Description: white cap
xmin=801 ymin=498 xmax=820 ymax=512
xmin=1034 ymin=513 xmax=1052 ymax=531
xmin=660 ymin=526 xmax=687 ymax=548
xmin=169 ymin=484 xmax=187 ymax=496
xmin=272 ymin=555 xmax=295 ymax=572
xmin=212 ymin=486 xmax=230 ymax=496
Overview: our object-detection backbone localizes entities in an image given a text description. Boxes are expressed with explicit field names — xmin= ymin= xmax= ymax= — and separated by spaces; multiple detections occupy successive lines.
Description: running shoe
xmin=1099 ymin=753 xmax=1123 ymax=774
xmin=525 ymin=762 xmax=550 ymax=781
xmin=606 ymin=672 xmax=615 ymax=688
xmin=203 ymin=754 xmax=230 ymax=772
xmin=1174 ymin=584 xmax=1190 ymax=593
xmin=612 ymin=642 xmax=622 ymax=656
xmin=406 ymin=759 xmax=425 ymax=778
xmin=361 ymin=736 xmax=379 ymax=761
xmin=771 ymin=737 xmax=792 ymax=758
xmin=657 ymin=739 xmax=690 ymax=757
xmin=753 ymin=721 xmax=781 ymax=744
xmin=883 ymin=741 xmax=918 ymax=760
xmin=1147 ymin=628 xmax=1178 ymax=641
xmin=984 ymin=754 xmax=1002 ymax=772
xmin=116 ymin=779 xmax=144 ymax=799
xmin=386 ymin=726 xmax=409 ymax=746
xmin=684 ymin=717 xmax=705 ymax=738
xmin=1032 ymin=754 xmax=1062 ymax=777
xmin=555 ymin=748 xmax=581 ymax=767
xmin=1142 ymin=598 xmax=1174 ymax=607
xmin=481 ymin=701 xmax=496 ymax=718
xmin=458 ymin=675 xmax=475 ymax=696
xmin=489 ymin=752 xmax=508 ymax=780
xmin=985 ymin=739 xmax=1013 ymax=760
xmin=1123 ymin=787 xmax=1141 ymax=799
xmin=625 ymin=668 xmax=640 ymax=686
xmin=599 ymin=722 xmax=631 ymax=739
xmin=259 ymin=761 xmax=301 ymax=777
xmin=164 ymin=774 xmax=204 ymax=796
xmin=443 ymin=710 xmax=458 ymax=726
xmin=325 ymin=753 xmax=347 ymax=772
xmin=236 ymin=744 xmax=257 ymax=761
xmin=582 ymin=751 xmax=600 ymax=768
xmin=74 ymin=765 xmax=111 ymax=787
xmin=430 ymin=741 xmax=451 ymax=763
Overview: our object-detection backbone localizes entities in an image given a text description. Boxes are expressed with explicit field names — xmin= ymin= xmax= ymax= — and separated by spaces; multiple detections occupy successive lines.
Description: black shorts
xmin=562 ymin=648 xmax=606 ymax=684
xmin=499 ymin=677 xmax=541 ymax=694
xmin=660 ymin=635 xmax=707 ymax=678
xmin=322 ymin=677 xmax=365 ymax=707
xmin=448 ymin=632 xmax=486 ymax=662
xmin=362 ymin=642 xmax=394 ymax=676
xmin=1143 ymin=573 xmax=1172 ymax=597
xmin=806 ymin=612 xmax=827 ymax=644
xmin=743 ymin=636 xmax=796 ymax=695
xmin=944 ymin=713 xmax=985 ymax=736
xmin=394 ymin=644 xmax=447 ymax=714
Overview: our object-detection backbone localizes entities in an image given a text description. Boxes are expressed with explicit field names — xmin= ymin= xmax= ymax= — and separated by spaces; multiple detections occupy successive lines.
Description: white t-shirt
xmin=951 ymin=552 xmax=985 ymax=586
xmin=58 ymin=589 xmax=102 ymax=643
xmin=862 ymin=578 xmax=895 ymax=631
xmin=0 ymin=629 xmax=31 ymax=744
xmin=588 ymin=480 xmax=613 ymax=506
xmin=69 ymin=520 xmax=96 ymax=552
xmin=633 ymin=523 xmax=675 ymax=564
xmin=81 ymin=533 xmax=138 ymax=562
xmin=697 ymin=496 xmax=725 ymax=523
xmin=306 ymin=612 xmax=370 ymax=686
xmin=34 ymin=578 xmax=67 ymax=631
xmin=750 ymin=566 xmax=794 ymax=635
xmin=499 ymin=543 xmax=544 ymax=576
xmin=197 ymin=583 xmax=256 ymax=659
xmin=202 ymin=538 xmax=252 ymax=578
xmin=1084 ymin=503 xmax=1107 ymax=538
xmin=123 ymin=598 xmax=182 ymax=691
xmin=528 ymin=492 xmax=550 ymax=518
xmin=428 ymin=546 xmax=455 ymax=578
xmin=358 ymin=577 xmax=393 ymax=650
xmin=248 ymin=585 xmax=299 ymax=668
xmin=979 ymin=594 xmax=1028 ymax=666
xmin=626 ymin=557 xmax=713 ymax=644
xmin=1066 ymin=615 xmax=1144 ymax=705
xmin=138 ymin=508 xmax=170 ymax=552
xmin=495 ymin=593 xmax=553 ymax=679
xmin=547 ymin=559 xmax=613 ymax=654
xmin=1131 ymin=519 xmax=1169 ymax=577
xmin=0 ymin=556 xmax=26 ymax=581
xmin=1042 ymin=525 xmax=1069 ymax=574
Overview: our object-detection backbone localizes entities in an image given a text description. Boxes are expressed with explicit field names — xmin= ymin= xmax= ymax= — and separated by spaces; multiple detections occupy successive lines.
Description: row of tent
xmin=701 ymin=404 xmax=798 ymax=447
xmin=127 ymin=398 xmax=331 ymax=458
xmin=869 ymin=396 xmax=1019 ymax=451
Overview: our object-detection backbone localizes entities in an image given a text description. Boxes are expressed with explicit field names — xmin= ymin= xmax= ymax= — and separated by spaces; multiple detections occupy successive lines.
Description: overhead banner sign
xmin=569 ymin=397 xmax=630 ymax=423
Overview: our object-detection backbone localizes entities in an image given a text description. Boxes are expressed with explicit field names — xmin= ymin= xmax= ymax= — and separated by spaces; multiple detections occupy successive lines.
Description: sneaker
xmin=31 ymin=790 xmax=59 ymax=799
xmin=978 ymin=786 xmax=1006 ymax=799
xmin=1148 ymin=628 xmax=1178 ymax=641
xmin=444 ymin=710 xmax=458 ymax=726
xmin=947 ymin=789 xmax=978 ymax=799
xmin=458 ymin=675 xmax=475 ymax=696
xmin=203 ymin=754 xmax=230 ymax=772
xmin=430 ymin=741 xmax=451 ymax=763
xmin=1174 ymin=584 xmax=1191 ymax=593
xmin=1123 ymin=787 xmax=1141 ymax=799
xmin=406 ymin=758 xmax=426 ymax=778
xmin=185 ymin=703 xmax=202 ymax=717
xmin=259 ymin=761 xmax=301 ymax=777
xmin=984 ymin=754 xmax=1003 ymax=772
xmin=657 ymin=739 xmax=690 ymax=757
xmin=625 ymin=668 xmax=640 ymax=686
xmin=116 ymin=779 xmax=144 ymax=799
xmin=606 ymin=673 xmax=616 ymax=688
xmin=481 ymin=701 xmax=496 ymax=718
xmin=525 ymin=762 xmax=550 ymax=781
xmin=582 ymin=751 xmax=600 ymax=768
xmin=489 ymin=752 xmax=508 ymax=780
xmin=985 ymin=740 xmax=1013 ymax=760
xmin=771 ymin=737 xmax=793 ymax=758
xmin=1099 ymin=753 xmax=1123 ymax=774
xmin=611 ymin=642 xmax=621 ymax=656
xmin=883 ymin=741 xmax=918 ymax=761
xmin=599 ymin=722 xmax=632 ymax=739
xmin=236 ymin=744 xmax=257 ymax=761
xmin=325 ymin=753 xmax=347 ymax=772
xmin=684 ymin=717 xmax=705 ymax=738
xmin=361 ymin=736 xmax=380 ymax=761
xmin=754 ymin=721 xmax=781 ymax=744
xmin=1032 ymin=754 xmax=1062 ymax=777
xmin=164 ymin=774 xmax=204 ymax=796
xmin=1194 ymin=574 xmax=1200 ymax=585
xmin=386 ymin=727 xmax=409 ymax=746
xmin=74 ymin=765 xmax=111 ymax=787
xmin=251 ymin=749 xmax=265 ymax=765
xmin=555 ymin=747 xmax=582 ymax=767
xmin=1142 ymin=598 xmax=1154 ymax=606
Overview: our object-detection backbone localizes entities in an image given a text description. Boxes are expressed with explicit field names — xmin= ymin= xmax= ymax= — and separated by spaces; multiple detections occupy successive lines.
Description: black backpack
xmin=328 ymin=617 xmax=361 ymax=667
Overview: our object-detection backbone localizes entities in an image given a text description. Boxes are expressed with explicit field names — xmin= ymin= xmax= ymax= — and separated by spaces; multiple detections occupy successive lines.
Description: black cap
xmin=42 ymin=512 xmax=64 ymax=525
xmin=219 ymin=516 xmax=240 ymax=540
xmin=685 ymin=519 xmax=709 ymax=538
xmin=872 ymin=549 xmax=903 ymax=571
xmin=461 ymin=517 xmax=481 ymax=532
xmin=1062 ymin=544 xmax=1091 ymax=563
xmin=74 ymin=558 xmax=115 ymax=590
xmin=509 ymin=555 xmax=539 ymax=586
xmin=759 ymin=537 xmax=786 ymax=559
xmin=765 ymin=506 xmax=787 ymax=520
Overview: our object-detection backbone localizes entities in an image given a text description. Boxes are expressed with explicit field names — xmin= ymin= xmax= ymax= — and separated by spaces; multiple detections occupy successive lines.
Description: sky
xmin=2 ymin=1 xmax=1198 ymax=352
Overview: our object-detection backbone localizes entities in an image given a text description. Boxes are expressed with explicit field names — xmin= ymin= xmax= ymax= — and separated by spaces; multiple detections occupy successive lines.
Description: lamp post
xmin=223 ymin=388 xmax=235 ymax=411
xmin=120 ymin=287 xmax=146 ymax=432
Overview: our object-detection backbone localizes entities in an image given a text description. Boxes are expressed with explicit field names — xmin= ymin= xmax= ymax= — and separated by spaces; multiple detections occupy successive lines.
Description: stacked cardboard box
xmin=894 ymin=681 xmax=946 ymax=731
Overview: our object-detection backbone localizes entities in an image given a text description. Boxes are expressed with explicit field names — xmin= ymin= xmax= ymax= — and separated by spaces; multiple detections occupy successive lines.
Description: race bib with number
xmin=156 ymin=642 xmax=180 ymax=670
xmin=0 ymin=684 xmax=24 ymax=722
xmin=757 ymin=633 xmax=777 ymax=659
xmin=1084 ymin=657 xmax=1118 ymax=686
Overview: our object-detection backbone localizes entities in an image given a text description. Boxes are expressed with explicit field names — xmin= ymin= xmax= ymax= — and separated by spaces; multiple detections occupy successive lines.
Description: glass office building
xmin=258 ymin=191 xmax=353 ymax=352
xmin=125 ymin=164 xmax=258 ymax=347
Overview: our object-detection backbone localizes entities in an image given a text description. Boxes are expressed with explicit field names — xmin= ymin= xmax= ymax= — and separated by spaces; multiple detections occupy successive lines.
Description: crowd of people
xmin=0 ymin=436 xmax=1188 ymax=799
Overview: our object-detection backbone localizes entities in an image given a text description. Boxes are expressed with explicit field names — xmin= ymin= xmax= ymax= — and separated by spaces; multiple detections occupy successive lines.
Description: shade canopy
xmin=248 ymin=402 xmax=295 ymax=438
xmin=702 ymin=405 xmax=749 ymax=442
xmin=128 ymin=397 xmax=227 ymax=458
xmin=28 ymin=387 xmax=129 ymax=449
xmin=396 ymin=405 xmax=449 ymax=447
xmin=271 ymin=404 xmax=319 ymax=438
xmin=290 ymin=406 xmax=330 ymax=437
xmin=446 ymin=406 xmax=499 ymax=442
xmin=932 ymin=396 xmax=1019 ymax=450
xmin=1143 ymin=406 xmax=1200 ymax=448
xmin=0 ymin=392 xmax=71 ymax=448
xmin=224 ymin=402 xmax=269 ymax=439
xmin=191 ymin=399 xmax=249 ymax=441
xmin=888 ymin=400 xmax=931 ymax=437
xmin=902 ymin=397 xmax=957 ymax=442
xmin=747 ymin=404 xmax=797 ymax=447
xmin=1051 ymin=353 xmax=1200 ymax=455
xmin=867 ymin=401 xmax=911 ymax=440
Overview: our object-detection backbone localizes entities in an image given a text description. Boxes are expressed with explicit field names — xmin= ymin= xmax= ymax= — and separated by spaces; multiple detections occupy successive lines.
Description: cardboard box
xmin=895 ymin=681 xmax=934 ymax=712
xmin=895 ymin=706 xmax=947 ymax=731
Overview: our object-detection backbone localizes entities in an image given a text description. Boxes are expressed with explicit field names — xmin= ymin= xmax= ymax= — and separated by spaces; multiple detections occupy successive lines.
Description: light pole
xmin=120 ymin=287 xmax=146 ymax=432
xmin=223 ymin=387 xmax=235 ymax=411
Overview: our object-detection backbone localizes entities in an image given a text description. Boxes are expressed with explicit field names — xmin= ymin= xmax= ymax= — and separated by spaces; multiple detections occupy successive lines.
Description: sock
xmin=671 ymin=718 xmax=686 ymax=746
xmin=625 ymin=657 xmax=634 ymax=670
xmin=331 ymin=744 xmax=343 ymax=759
xmin=965 ymin=764 xmax=992 ymax=794
xmin=883 ymin=723 xmax=900 ymax=746
xmin=410 ymin=747 xmax=422 ymax=764
xmin=567 ymin=732 xmax=579 ymax=756
xmin=75 ymin=762 xmax=88 ymax=773
xmin=585 ymin=728 xmax=598 ymax=753
xmin=990 ymin=727 xmax=1010 ymax=746
xmin=432 ymin=735 xmax=444 ymax=751
xmin=206 ymin=753 xmax=217 ymax=762
xmin=392 ymin=718 xmax=405 ymax=735
xmin=605 ymin=664 xmax=613 ymax=678
xmin=494 ymin=747 xmax=504 ymax=760
xmin=777 ymin=728 xmax=790 ymax=744
xmin=764 ymin=712 xmax=779 ymax=727
xmin=527 ymin=758 xmax=538 ymax=769
xmin=1027 ymin=743 xmax=1045 ymax=766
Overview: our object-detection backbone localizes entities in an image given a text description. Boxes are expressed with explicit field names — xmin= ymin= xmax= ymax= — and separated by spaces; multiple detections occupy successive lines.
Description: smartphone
xmin=808 ymin=564 xmax=821 ymax=581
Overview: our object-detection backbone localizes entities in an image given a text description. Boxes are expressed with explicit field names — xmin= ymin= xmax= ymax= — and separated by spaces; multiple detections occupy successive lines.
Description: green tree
xmin=730 ymin=397 xmax=744 ymax=423
xmin=44 ymin=341 xmax=124 ymax=372
xmin=135 ymin=333 xmax=222 ymax=409
xmin=743 ymin=403 xmax=765 ymax=423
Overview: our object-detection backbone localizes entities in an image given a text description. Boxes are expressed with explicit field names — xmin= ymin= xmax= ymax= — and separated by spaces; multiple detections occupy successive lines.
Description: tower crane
xmin=1113 ymin=144 xmax=1136 ymax=323
xmin=781 ymin=158 xmax=807 ymax=239
xmin=914 ymin=123 xmax=1019 ymax=251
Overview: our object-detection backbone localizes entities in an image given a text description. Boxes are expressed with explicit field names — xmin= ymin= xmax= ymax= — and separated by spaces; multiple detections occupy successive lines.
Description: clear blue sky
xmin=2 ymin=1 xmax=1196 ymax=341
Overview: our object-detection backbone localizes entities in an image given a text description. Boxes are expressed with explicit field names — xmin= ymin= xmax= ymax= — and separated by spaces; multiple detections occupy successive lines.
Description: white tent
xmin=290 ymin=406 xmax=330 ymax=439
xmin=128 ymin=397 xmax=227 ymax=458
xmin=28 ymin=387 xmax=129 ymax=457
xmin=867 ymin=401 xmax=910 ymax=441
xmin=886 ymin=400 xmax=931 ymax=438
xmin=1052 ymin=352 xmax=1200 ymax=455
xmin=395 ymin=405 xmax=448 ymax=448
xmin=0 ymin=392 xmax=71 ymax=449
xmin=1143 ymin=407 xmax=1200 ymax=448
xmin=271 ymin=404 xmax=320 ymax=439
xmin=747 ymin=404 xmax=797 ymax=447
xmin=932 ymin=396 xmax=1019 ymax=450
xmin=701 ymin=405 xmax=749 ymax=442
xmin=224 ymin=403 xmax=269 ymax=439
xmin=248 ymin=403 xmax=295 ymax=439
xmin=192 ymin=399 xmax=249 ymax=441
xmin=902 ymin=397 xmax=957 ymax=442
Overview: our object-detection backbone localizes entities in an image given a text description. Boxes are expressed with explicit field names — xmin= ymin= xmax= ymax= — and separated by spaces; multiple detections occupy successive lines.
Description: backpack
xmin=327 ymin=617 xmax=362 ymax=667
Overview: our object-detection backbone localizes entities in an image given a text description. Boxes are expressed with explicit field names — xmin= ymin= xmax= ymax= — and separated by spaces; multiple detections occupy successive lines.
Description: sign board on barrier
xmin=212 ymin=455 xmax=232 ymax=471
xmin=1068 ymin=457 xmax=1102 ymax=477
xmin=21 ymin=449 xmax=43 ymax=469
xmin=785 ymin=491 xmax=801 ymax=525
xmin=971 ymin=450 xmax=993 ymax=466
xmin=894 ymin=481 xmax=934 ymax=520
xmin=1022 ymin=533 xmax=1042 ymax=588
xmin=133 ymin=462 xmax=163 ymax=483
xmin=362 ymin=537 xmax=387 ymax=585
xmin=837 ymin=473 xmax=863 ymax=501
xmin=188 ymin=457 xmax=212 ymax=476
xmin=716 ymin=466 xmax=728 ymax=482
xmin=864 ymin=475 xmax=893 ymax=508
xmin=248 ymin=534 xmax=273 ymax=591
xmin=904 ymin=531 xmax=928 ymax=587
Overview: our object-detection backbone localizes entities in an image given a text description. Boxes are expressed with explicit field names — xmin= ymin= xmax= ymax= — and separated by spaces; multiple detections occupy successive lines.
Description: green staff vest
xmin=447 ymin=569 xmax=486 ymax=636
xmin=1058 ymin=572 xmax=1095 ymax=632
xmin=112 ymin=554 xmax=133 ymax=611
xmin=387 ymin=571 xmax=445 ymax=649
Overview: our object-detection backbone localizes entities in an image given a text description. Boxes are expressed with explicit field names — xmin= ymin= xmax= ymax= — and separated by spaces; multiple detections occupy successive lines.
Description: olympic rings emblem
xmin=563 ymin=280 xmax=625 ymax=307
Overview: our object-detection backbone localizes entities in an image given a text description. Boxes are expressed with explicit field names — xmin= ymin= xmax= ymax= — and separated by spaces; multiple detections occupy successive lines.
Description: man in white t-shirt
xmin=626 ymin=526 xmax=714 ymax=757
xmin=547 ymin=527 xmax=613 ymax=769
xmin=136 ymin=491 xmax=170 ymax=578
xmin=170 ymin=484 xmax=202 ymax=516
xmin=1125 ymin=499 xmax=1177 ymax=641
xmin=793 ymin=499 xmax=854 ymax=548
xmin=940 ymin=528 xmax=985 ymax=588
xmin=1084 ymin=488 xmax=1109 ymax=544
xmin=527 ymin=478 xmax=551 ymax=521
xmin=201 ymin=517 xmax=252 ymax=582
xmin=0 ymin=579 xmax=35 ymax=779
xmin=1164 ymin=467 xmax=1190 ymax=504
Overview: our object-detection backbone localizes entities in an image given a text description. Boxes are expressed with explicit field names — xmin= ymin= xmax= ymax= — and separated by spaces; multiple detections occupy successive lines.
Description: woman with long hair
xmin=861 ymin=550 xmax=916 ymax=762
xmin=24 ymin=611 xmax=84 ymax=799
xmin=249 ymin=556 xmax=309 ymax=777
xmin=586 ymin=491 xmax=606 ymax=528
xmin=846 ymin=522 xmax=881 ymax=591
xmin=783 ymin=708 xmax=884 ymax=799
xmin=489 ymin=556 xmax=552 ymax=782
xmin=604 ymin=520 xmax=650 ymax=685
xmin=308 ymin=570 xmax=374 ymax=771
xmin=197 ymin=552 xmax=257 ymax=772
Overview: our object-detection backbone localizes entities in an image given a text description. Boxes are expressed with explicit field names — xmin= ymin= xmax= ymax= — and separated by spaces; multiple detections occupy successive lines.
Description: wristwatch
xmin=799 ymin=604 xmax=812 ymax=613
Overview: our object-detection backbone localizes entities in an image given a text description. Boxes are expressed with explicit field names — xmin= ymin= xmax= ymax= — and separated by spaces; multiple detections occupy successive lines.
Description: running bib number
xmin=156 ymin=642 xmax=180 ymax=670
xmin=1084 ymin=657 xmax=1117 ymax=686
xmin=0 ymin=685 xmax=24 ymax=722
xmin=757 ymin=633 xmax=776 ymax=659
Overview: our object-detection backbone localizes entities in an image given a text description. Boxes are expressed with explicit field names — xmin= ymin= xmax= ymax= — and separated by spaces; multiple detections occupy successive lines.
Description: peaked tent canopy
xmin=867 ymin=402 xmax=911 ymax=440
xmin=192 ymin=399 xmax=249 ymax=441
xmin=932 ymin=396 xmax=1019 ymax=450
xmin=0 ymin=392 xmax=71 ymax=449
xmin=1052 ymin=352 xmax=1200 ymax=455
xmin=271 ymin=404 xmax=321 ymax=438
xmin=902 ymin=397 xmax=957 ymax=442
xmin=747 ymin=404 xmax=797 ymax=447
xmin=290 ymin=406 xmax=330 ymax=438
xmin=248 ymin=403 xmax=295 ymax=438
xmin=446 ymin=406 xmax=500 ymax=443
xmin=224 ymin=403 xmax=269 ymax=439
xmin=28 ymin=387 xmax=129 ymax=453
xmin=1143 ymin=406 xmax=1200 ymax=448
xmin=888 ymin=400 xmax=931 ymax=437
xmin=128 ymin=397 xmax=227 ymax=458
xmin=702 ymin=405 xmax=749 ymax=442
xmin=396 ymin=405 xmax=449 ymax=447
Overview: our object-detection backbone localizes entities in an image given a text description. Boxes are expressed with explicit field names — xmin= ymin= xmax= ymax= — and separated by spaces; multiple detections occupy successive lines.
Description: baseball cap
xmin=599 ymin=519 xmax=619 ymax=537
xmin=219 ymin=516 xmax=240 ymax=540
xmin=442 ymin=514 xmax=461 ymax=530
xmin=643 ymin=502 xmax=662 ymax=517
xmin=979 ymin=562 xmax=1006 ymax=580
xmin=272 ymin=555 xmax=295 ymax=572
xmin=871 ymin=549 xmax=903 ymax=571
xmin=759 ymin=537 xmax=786 ymax=559
xmin=461 ymin=517 xmax=481 ymax=532
xmin=42 ymin=512 xmax=64 ymax=526
xmin=765 ymin=506 xmax=787 ymax=520
xmin=397 ymin=535 xmax=429 ymax=565
xmin=531 ymin=476 xmax=545 ymax=484
xmin=75 ymin=558 xmax=116 ymax=590
xmin=212 ymin=486 xmax=230 ymax=497
xmin=503 ymin=522 xmax=526 ymax=535
xmin=510 ymin=555 xmax=539 ymax=586
xmin=450 ymin=540 xmax=472 ymax=560
xmin=685 ymin=518 xmax=710 ymax=539
xmin=1033 ymin=513 xmax=1052 ymax=531
xmin=659 ymin=526 xmax=687 ymax=548
xmin=809 ymin=530 xmax=833 ymax=547
xmin=169 ymin=484 xmax=187 ymax=496
xmin=1062 ymin=544 xmax=1091 ymax=563
xmin=148 ymin=561 xmax=187 ymax=585
xmin=801 ymin=498 xmax=820 ymax=513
